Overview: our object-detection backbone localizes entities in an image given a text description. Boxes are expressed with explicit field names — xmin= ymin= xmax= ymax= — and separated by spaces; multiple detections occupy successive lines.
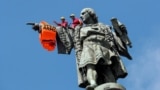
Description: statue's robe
xmin=56 ymin=24 xmax=128 ymax=88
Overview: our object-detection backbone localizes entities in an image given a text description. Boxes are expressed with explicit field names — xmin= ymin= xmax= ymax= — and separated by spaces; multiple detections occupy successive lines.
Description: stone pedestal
xmin=94 ymin=83 xmax=126 ymax=90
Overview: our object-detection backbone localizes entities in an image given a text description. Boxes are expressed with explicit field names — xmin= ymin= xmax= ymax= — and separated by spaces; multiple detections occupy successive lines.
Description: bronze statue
xmin=27 ymin=8 xmax=132 ymax=90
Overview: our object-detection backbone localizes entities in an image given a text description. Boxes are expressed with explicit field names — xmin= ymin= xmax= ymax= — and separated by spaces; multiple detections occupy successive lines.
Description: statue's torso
xmin=80 ymin=24 xmax=113 ymax=47
xmin=78 ymin=23 xmax=115 ymax=67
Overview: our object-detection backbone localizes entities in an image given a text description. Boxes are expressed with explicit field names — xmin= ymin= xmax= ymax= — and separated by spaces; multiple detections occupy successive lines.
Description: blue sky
xmin=0 ymin=0 xmax=160 ymax=90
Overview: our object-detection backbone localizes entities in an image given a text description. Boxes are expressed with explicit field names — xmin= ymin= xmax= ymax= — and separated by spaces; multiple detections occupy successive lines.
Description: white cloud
xmin=124 ymin=42 xmax=160 ymax=90
xmin=120 ymin=24 xmax=160 ymax=90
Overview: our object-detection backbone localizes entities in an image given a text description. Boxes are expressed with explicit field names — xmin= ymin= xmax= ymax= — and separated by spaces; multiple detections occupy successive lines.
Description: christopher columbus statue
xmin=27 ymin=8 xmax=132 ymax=90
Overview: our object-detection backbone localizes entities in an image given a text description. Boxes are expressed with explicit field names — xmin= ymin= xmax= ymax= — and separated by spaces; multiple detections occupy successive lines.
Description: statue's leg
xmin=86 ymin=64 xmax=97 ymax=90
xmin=102 ymin=66 xmax=116 ymax=82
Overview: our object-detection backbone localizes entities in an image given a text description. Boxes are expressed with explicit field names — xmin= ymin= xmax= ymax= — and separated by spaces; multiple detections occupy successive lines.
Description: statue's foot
xmin=86 ymin=84 xmax=97 ymax=90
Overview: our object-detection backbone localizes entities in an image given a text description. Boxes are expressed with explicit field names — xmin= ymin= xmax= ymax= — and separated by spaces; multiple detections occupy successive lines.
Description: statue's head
xmin=80 ymin=8 xmax=98 ymax=24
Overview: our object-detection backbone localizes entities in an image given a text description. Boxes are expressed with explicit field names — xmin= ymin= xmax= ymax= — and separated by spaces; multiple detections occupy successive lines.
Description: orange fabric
xmin=39 ymin=21 xmax=57 ymax=51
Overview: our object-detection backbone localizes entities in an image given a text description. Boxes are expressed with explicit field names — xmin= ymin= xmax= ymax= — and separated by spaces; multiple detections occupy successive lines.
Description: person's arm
xmin=54 ymin=21 xmax=61 ymax=26
xmin=78 ymin=19 xmax=83 ymax=26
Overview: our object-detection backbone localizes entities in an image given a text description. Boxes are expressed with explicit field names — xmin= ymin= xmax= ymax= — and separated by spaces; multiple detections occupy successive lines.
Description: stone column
xmin=94 ymin=83 xmax=126 ymax=90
